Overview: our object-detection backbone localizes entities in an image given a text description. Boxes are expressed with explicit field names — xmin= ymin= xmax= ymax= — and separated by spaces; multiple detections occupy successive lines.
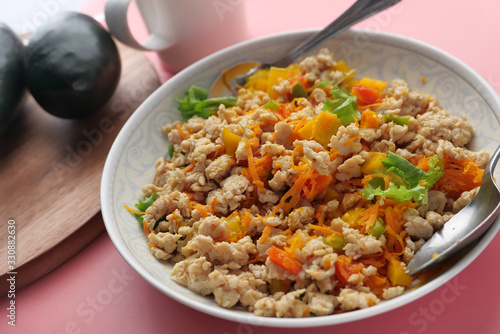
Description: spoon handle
xmin=274 ymin=0 xmax=402 ymax=67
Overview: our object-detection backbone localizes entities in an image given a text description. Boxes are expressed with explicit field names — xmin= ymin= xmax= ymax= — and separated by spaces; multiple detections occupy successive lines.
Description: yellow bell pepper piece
xmin=360 ymin=109 xmax=381 ymax=129
xmin=359 ymin=77 xmax=387 ymax=93
xmin=244 ymin=68 xmax=269 ymax=92
xmin=333 ymin=60 xmax=356 ymax=81
xmin=285 ymin=232 xmax=304 ymax=257
xmin=252 ymin=77 xmax=268 ymax=92
xmin=324 ymin=186 xmax=341 ymax=202
xmin=387 ymin=257 xmax=413 ymax=286
xmin=221 ymin=127 xmax=242 ymax=157
xmin=266 ymin=65 xmax=300 ymax=100
xmin=323 ymin=186 xmax=342 ymax=219
xmin=341 ymin=207 xmax=365 ymax=227
xmin=226 ymin=212 xmax=243 ymax=242
xmin=360 ymin=152 xmax=386 ymax=175
xmin=267 ymin=67 xmax=290 ymax=99
xmin=297 ymin=118 xmax=316 ymax=140
xmin=313 ymin=111 xmax=342 ymax=147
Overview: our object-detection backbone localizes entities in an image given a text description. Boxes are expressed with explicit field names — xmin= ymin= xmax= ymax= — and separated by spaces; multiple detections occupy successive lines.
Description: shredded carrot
xmin=376 ymin=201 xmax=414 ymax=255
xmin=330 ymin=149 xmax=340 ymax=161
xmin=259 ymin=224 xmax=274 ymax=244
xmin=384 ymin=206 xmax=401 ymax=234
xmin=207 ymin=146 xmax=226 ymax=161
xmin=243 ymin=209 xmax=251 ymax=235
xmin=303 ymin=173 xmax=332 ymax=201
xmin=303 ymin=307 xmax=311 ymax=317
xmin=210 ymin=197 xmax=218 ymax=209
xmin=245 ymin=140 xmax=265 ymax=190
xmin=353 ymin=116 xmax=360 ymax=128
xmin=268 ymin=203 xmax=282 ymax=217
xmin=290 ymin=146 xmax=308 ymax=171
xmin=308 ymin=223 xmax=342 ymax=237
xmin=358 ymin=254 xmax=387 ymax=269
xmin=343 ymin=134 xmax=362 ymax=147
xmin=124 ymin=205 xmax=145 ymax=215
xmin=271 ymin=109 xmax=285 ymax=122
xmin=182 ymin=163 xmax=195 ymax=174
xmin=384 ymin=225 xmax=405 ymax=255
xmin=303 ymin=174 xmax=317 ymax=201
xmin=413 ymin=155 xmax=429 ymax=170
xmin=143 ymin=220 xmax=150 ymax=236
xmin=290 ymin=116 xmax=308 ymax=139
xmin=315 ymin=204 xmax=325 ymax=226
xmin=195 ymin=204 xmax=209 ymax=218
xmin=255 ymin=153 xmax=273 ymax=167
xmin=433 ymin=156 xmax=484 ymax=199
xmin=279 ymin=103 xmax=293 ymax=119
xmin=280 ymin=168 xmax=313 ymax=213
xmin=250 ymin=121 xmax=262 ymax=137
xmin=176 ymin=124 xmax=188 ymax=140
xmin=358 ymin=202 xmax=380 ymax=229
xmin=272 ymin=161 xmax=282 ymax=174
xmin=254 ymin=153 xmax=274 ymax=183
xmin=240 ymin=167 xmax=250 ymax=181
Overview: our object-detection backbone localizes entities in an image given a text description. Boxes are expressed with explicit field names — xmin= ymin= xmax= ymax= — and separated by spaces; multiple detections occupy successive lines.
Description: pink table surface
xmin=2 ymin=0 xmax=500 ymax=333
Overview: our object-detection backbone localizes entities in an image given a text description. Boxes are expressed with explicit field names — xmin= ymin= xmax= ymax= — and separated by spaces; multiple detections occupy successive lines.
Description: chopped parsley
xmin=322 ymin=86 xmax=360 ymax=125
xmin=362 ymin=152 xmax=444 ymax=204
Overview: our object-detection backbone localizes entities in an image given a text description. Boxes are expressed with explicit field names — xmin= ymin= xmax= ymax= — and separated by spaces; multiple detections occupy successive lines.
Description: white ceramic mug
xmin=105 ymin=0 xmax=248 ymax=73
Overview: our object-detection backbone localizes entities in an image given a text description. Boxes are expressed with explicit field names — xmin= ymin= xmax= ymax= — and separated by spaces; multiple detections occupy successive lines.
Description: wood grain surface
xmin=0 ymin=40 xmax=161 ymax=295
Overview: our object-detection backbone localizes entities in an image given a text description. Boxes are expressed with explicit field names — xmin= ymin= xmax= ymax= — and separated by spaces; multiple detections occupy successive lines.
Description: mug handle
xmin=104 ymin=0 xmax=173 ymax=51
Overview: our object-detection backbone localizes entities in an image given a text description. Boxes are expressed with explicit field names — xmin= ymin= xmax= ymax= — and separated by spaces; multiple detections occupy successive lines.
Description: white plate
xmin=101 ymin=29 xmax=500 ymax=327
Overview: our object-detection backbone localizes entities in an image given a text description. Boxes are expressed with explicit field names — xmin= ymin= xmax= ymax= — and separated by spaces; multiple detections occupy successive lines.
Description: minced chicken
xmin=129 ymin=49 xmax=488 ymax=318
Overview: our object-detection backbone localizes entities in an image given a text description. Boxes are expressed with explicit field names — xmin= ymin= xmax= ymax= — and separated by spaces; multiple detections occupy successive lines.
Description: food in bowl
xmin=125 ymin=49 xmax=488 ymax=317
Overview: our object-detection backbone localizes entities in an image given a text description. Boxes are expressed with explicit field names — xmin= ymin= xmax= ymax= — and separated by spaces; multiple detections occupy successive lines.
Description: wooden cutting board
xmin=0 ymin=40 xmax=161 ymax=295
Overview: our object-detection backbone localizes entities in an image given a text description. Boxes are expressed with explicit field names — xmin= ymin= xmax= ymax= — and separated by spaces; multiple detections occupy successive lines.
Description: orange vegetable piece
xmin=432 ymin=156 xmax=484 ymax=200
xmin=334 ymin=255 xmax=364 ymax=285
xmin=143 ymin=220 xmax=150 ymax=236
xmin=310 ymin=174 xmax=333 ymax=198
xmin=387 ymin=256 xmax=413 ymax=286
xmin=245 ymin=140 xmax=265 ymax=190
xmin=268 ymin=246 xmax=302 ymax=275
xmin=360 ymin=109 xmax=380 ymax=128
xmin=221 ymin=127 xmax=242 ymax=157
xmin=313 ymin=111 xmax=341 ymax=147
xmin=351 ymin=84 xmax=382 ymax=106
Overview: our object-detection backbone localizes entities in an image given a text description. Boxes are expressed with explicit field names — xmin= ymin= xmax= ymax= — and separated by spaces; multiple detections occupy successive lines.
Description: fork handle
xmin=273 ymin=0 xmax=402 ymax=67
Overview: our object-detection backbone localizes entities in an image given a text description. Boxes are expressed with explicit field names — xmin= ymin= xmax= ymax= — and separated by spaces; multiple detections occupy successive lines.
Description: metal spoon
xmin=209 ymin=0 xmax=401 ymax=97
xmin=407 ymin=145 xmax=500 ymax=275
